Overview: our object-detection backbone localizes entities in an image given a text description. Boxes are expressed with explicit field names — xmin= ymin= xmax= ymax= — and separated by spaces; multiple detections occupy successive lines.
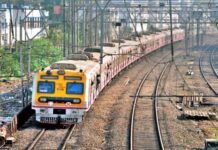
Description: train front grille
xmin=40 ymin=117 xmax=77 ymax=123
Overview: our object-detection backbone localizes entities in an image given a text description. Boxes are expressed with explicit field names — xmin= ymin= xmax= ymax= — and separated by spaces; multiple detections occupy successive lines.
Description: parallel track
xmin=210 ymin=49 xmax=218 ymax=77
xmin=199 ymin=45 xmax=218 ymax=95
xmin=129 ymin=53 xmax=170 ymax=150
xmin=154 ymin=63 xmax=170 ymax=150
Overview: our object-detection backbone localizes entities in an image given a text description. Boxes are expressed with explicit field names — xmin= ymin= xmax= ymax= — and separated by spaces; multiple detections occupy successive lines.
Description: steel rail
xmin=210 ymin=49 xmax=218 ymax=77
xmin=129 ymin=54 xmax=169 ymax=150
xmin=199 ymin=46 xmax=218 ymax=95
xmin=26 ymin=124 xmax=75 ymax=150
xmin=26 ymin=129 xmax=46 ymax=150
xmin=154 ymin=62 xmax=170 ymax=150
xmin=59 ymin=124 xmax=76 ymax=150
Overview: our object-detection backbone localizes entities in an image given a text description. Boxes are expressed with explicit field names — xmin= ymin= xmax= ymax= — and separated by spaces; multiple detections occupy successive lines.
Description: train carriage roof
xmin=41 ymin=28 xmax=184 ymax=75
xmin=46 ymin=59 xmax=99 ymax=74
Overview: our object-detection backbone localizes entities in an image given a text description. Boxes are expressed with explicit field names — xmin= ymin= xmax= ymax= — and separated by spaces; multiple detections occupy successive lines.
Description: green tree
xmin=0 ymin=48 xmax=20 ymax=77
xmin=0 ymin=38 xmax=63 ymax=78
xmin=30 ymin=38 xmax=62 ymax=71
xmin=48 ymin=27 xmax=64 ymax=48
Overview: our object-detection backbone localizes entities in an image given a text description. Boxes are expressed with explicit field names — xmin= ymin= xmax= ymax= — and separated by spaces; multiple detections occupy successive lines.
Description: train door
xmin=88 ymin=75 xmax=95 ymax=106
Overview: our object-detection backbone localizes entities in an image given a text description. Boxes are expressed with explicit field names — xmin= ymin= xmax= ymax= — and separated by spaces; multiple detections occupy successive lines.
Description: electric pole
xmin=169 ymin=0 xmax=174 ymax=61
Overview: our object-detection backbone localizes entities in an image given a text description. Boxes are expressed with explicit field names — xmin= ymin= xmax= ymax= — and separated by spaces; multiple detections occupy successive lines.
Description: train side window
xmin=96 ymin=74 xmax=100 ymax=89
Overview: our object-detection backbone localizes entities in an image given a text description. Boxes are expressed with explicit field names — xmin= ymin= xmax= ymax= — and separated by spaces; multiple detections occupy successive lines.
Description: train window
xmin=38 ymin=81 xmax=55 ymax=93
xmin=96 ymin=74 xmax=101 ymax=89
xmin=66 ymin=83 xmax=84 ymax=94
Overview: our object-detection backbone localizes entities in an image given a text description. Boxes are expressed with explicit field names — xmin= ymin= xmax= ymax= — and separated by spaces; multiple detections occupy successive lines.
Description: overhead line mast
xmin=169 ymin=0 xmax=174 ymax=62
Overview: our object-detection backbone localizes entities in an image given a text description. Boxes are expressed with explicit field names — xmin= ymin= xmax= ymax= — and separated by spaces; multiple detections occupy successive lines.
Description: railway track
xmin=199 ymin=45 xmax=218 ymax=95
xmin=27 ymin=129 xmax=46 ymax=150
xmin=26 ymin=125 xmax=75 ymax=150
xmin=59 ymin=125 xmax=76 ymax=150
xmin=129 ymin=53 xmax=170 ymax=150
xmin=154 ymin=63 xmax=170 ymax=150
xmin=210 ymin=49 xmax=218 ymax=76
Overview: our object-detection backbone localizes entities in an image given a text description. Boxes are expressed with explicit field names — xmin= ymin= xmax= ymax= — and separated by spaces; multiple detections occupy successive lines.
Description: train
xmin=31 ymin=28 xmax=185 ymax=124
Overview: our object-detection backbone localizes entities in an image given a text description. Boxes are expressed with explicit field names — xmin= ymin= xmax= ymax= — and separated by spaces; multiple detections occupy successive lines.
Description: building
xmin=0 ymin=4 xmax=49 ymax=48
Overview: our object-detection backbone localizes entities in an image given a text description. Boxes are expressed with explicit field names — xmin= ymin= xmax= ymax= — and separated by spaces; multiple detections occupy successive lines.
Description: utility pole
xmin=83 ymin=2 xmax=86 ymax=48
xmin=27 ymin=40 xmax=32 ymax=105
xmin=88 ymin=1 xmax=93 ymax=47
xmin=72 ymin=0 xmax=76 ymax=53
xmin=63 ymin=0 xmax=66 ymax=57
xmin=0 ymin=15 xmax=1 ymax=47
xmin=68 ymin=0 xmax=72 ymax=54
xmin=19 ymin=18 xmax=25 ymax=107
xmin=185 ymin=22 xmax=188 ymax=56
xmin=196 ymin=18 xmax=200 ymax=47
xmin=9 ymin=18 xmax=12 ymax=51
xmin=116 ymin=22 xmax=121 ymax=68
xmin=95 ymin=0 xmax=111 ymax=90
xmin=85 ymin=1 xmax=88 ymax=47
xmin=76 ymin=0 xmax=79 ymax=51
xmin=100 ymin=9 xmax=104 ymax=65
xmin=95 ymin=4 xmax=98 ymax=46
xmin=4 ymin=18 xmax=7 ymax=46
xmin=169 ymin=0 xmax=174 ymax=61
xmin=159 ymin=1 xmax=164 ymax=29
xmin=191 ymin=18 xmax=194 ymax=50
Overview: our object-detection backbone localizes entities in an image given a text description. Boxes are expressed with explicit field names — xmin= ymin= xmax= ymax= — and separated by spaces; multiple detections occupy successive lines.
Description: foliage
xmin=30 ymin=38 xmax=63 ymax=71
xmin=48 ymin=27 xmax=64 ymax=48
xmin=0 ymin=1 xmax=64 ymax=78
xmin=0 ymin=38 xmax=63 ymax=78
xmin=0 ymin=48 xmax=20 ymax=77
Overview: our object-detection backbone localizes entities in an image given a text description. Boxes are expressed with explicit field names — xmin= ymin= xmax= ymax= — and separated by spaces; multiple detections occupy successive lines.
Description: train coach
xmin=31 ymin=28 xmax=184 ymax=124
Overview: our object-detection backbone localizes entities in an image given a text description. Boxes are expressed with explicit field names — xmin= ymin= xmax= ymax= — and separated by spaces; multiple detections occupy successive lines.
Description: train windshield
xmin=67 ymin=83 xmax=83 ymax=94
xmin=38 ymin=81 xmax=55 ymax=93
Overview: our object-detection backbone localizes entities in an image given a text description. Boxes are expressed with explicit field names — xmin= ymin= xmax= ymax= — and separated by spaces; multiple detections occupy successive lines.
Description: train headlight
xmin=48 ymin=101 xmax=54 ymax=106
xmin=66 ymin=102 xmax=72 ymax=106
xmin=73 ymin=98 xmax=81 ymax=104
xmin=39 ymin=97 xmax=47 ymax=102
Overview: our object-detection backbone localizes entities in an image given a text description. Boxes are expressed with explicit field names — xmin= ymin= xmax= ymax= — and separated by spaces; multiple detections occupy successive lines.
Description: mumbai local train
xmin=31 ymin=28 xmax=184 ymax=124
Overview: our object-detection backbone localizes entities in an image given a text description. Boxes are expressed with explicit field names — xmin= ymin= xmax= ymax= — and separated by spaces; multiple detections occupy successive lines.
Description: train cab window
xmin=38 ymin=81 xmax=55 ymax=93
xmin=67 ymin=83 xmax=84 ymax=94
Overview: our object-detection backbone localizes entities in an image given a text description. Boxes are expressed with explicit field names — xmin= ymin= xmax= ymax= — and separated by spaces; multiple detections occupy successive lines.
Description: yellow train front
xmin=31 ymin=62 xmax=88 ymax=124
